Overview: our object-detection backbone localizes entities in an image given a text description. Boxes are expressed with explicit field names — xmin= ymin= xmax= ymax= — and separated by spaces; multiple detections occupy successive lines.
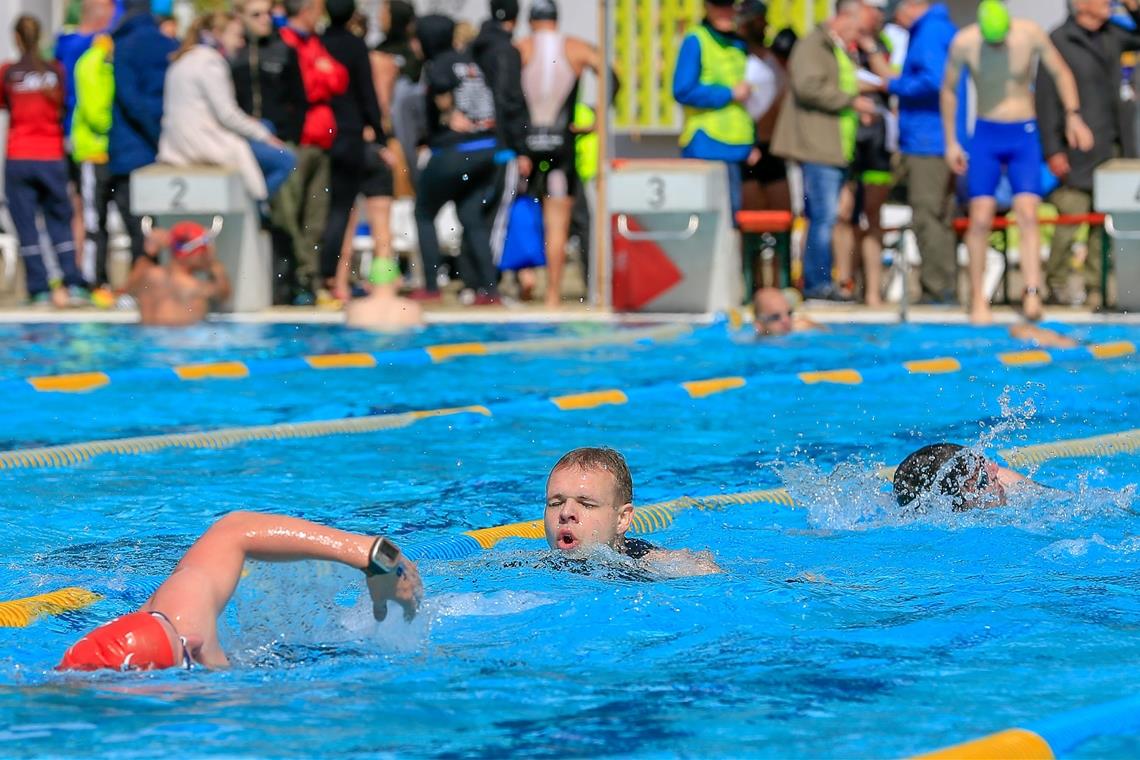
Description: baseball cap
xmin=706 ymin=0 xmax=738 ymax=7
xmin=491 ymin=0 xmax=519 ymax=21
xmin=170 ymin=221 xmax=214 ymax=259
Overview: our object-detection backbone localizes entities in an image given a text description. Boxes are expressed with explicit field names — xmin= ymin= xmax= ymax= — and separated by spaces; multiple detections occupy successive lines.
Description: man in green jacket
xmin=771 ymin=0 xmax=876 ymax=300
xmin=71 ymin=32 xmax=115 ymax=301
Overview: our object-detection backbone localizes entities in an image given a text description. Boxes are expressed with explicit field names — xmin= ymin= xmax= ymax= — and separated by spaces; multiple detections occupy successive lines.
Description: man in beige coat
xmin=772 ymin=0 xmax=875 ymax=300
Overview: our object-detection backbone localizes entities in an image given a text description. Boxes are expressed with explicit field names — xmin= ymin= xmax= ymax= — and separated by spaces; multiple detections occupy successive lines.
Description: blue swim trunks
xmin=967 ymin=119 xmax=1043 ymax=200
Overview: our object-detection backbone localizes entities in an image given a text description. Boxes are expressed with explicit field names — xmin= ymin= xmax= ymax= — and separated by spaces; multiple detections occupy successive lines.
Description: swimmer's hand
xmin=1065 ymin=112 xmax=1094 ymax=153
xmin=945 ymin=142 xmax=968 ymax=176
xmin=366 ymin=552 xmax=423 ymax=622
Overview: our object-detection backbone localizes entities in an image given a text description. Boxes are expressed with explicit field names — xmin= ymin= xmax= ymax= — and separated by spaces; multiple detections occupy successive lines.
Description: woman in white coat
xmin=158 ymin=12 xmax=294 ymax=200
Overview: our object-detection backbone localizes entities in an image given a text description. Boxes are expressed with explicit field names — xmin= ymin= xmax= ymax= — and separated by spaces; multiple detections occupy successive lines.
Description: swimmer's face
xmin=545 ymin=465 xmax=633 ymax=552
xmin=955 ymin=457 xmax=1007 ymax=510
xmin=754 ymin=289 xmax=794 ymax=336
xmin=153 ymin=614 xmax=198 ymax=669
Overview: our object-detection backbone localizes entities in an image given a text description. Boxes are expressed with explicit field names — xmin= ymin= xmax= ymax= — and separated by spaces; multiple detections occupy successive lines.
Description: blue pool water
xmin=2 ymin=320 xmax=1139 ymax=757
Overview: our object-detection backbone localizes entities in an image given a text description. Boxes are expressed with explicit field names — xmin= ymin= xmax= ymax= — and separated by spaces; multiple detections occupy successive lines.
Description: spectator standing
xmin=771 ymin=0 xmax=876 ymax=300
xmin=55 ymin=0 xmax=115 ymax=263
xmin=738 ymin=1 xmax=792 ymax=215
xmin=1 ymin=15 xmax=90 ymax=307
xmin=318 ymin=0 xmax=391 ymax=306
xmin=672 ymin=0 xmax=755 ymax=220
xmin=71 ymin=33 xmax=115 ymax=297
xmin=373 ymin=0 xmax=424 ymax=191
xmin=413 ymin=14 xmax=503 ymax=303
xmin=278 ymin=0 xmax=350 ymax=305
xmin=865 ymin=0 xmax=957 ymax=304
xmin=108 ymin=0 xmax=178 ymax=267
xmin=517 ymin=0 xmax=608 ymax=307
xmin=1037 ymin=0 xmax=1140 ymax=308
xmin=471 ymin=0 xmax=533 ymax=258
xmin=158 ymin=12 xmax=295 ymax=202
xmin=834 ymin=0 xmax=895 ymax=307
xmin=231 ymin=0 xmax=308 ymax=305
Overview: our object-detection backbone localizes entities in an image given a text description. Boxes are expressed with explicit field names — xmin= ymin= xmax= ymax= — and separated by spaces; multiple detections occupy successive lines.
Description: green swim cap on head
xmin=978 ymin=0 xmax=1010 ymax=45
xmin=369 ymin=257 xmax=400 ymax=286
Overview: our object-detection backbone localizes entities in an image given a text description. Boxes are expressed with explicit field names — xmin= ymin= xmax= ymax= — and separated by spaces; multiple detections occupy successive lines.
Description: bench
xmin=130 ymin=165 xmax=271 ymax=312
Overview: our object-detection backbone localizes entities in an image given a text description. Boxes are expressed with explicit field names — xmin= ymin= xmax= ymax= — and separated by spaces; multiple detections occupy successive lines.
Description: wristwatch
xmin=366 ymin=537 xmax=402 ymax=576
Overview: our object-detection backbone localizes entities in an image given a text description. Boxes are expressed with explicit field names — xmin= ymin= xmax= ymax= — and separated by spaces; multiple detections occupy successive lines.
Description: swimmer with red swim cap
xmin=126 ymin=219 xmax=233 ymax=327
xmin=57 ymin=511 xmax=423 ymax=671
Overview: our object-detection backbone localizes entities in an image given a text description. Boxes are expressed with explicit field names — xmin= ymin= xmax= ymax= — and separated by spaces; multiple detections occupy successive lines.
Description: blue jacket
xmin=109 ymin=13 xmax=177 ymax=176
xmin=55 ymin=30 xmax=99 ymax=140
xmin=888 ymin=4 xmax=956 ymax=157
xmin=672 ymin=22 xmax=752 ymax=163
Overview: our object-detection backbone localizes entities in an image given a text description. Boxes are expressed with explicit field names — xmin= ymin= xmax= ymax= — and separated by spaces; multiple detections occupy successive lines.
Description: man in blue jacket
xmin=868 ymin=0 xmax=957 ymax=304
xmin=107 ymin=0 xmax=177 ymax=267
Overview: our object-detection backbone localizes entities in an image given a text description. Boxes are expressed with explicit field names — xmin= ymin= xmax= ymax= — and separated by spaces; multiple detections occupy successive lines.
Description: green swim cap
xmin=978 ymin=0 xmax=1010 ymax=45
xmin=369 ymin=257 xmax=400 ymax=286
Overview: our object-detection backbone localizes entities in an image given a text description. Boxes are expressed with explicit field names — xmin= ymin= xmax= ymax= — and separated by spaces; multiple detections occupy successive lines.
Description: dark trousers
xmin=414 ymin=147 xmax=501 ymax=294
xmin=79 ymin=161 xmax=113 ymax=287
xmin=5 ymin=159 xmax=86 ymax=296
xmin=904 ymin=154 xmax=958 ymax=301
xmin=319 ymin=157 xmax=363 ymax=281
xmin=107 ymin=172 xmax=147 ymax=265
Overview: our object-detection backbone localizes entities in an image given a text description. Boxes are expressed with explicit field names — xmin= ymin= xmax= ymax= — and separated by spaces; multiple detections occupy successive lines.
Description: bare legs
xmin=966 ymin=194 xmax=1043 ymax=324
xmin=333 ymin=195 xmax=394 ymax=301
xmin=965 ymin=197 xmax=997 ymax=324
xmin=543 ymin=195 xmax=574 ymax=308
xmin=831 ymin=182 xmax=887 ymax=306
xmin=1011 ymin=193 xmax=1043 ymax=321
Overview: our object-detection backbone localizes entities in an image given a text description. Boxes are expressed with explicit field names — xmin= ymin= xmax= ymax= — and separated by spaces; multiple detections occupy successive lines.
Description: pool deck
xmin=0 ymin=301 xmax=1136 ymax=325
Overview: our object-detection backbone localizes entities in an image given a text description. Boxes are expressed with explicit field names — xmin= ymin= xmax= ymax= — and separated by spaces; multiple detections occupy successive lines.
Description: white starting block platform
xmin=609 ymin=159 xmax=741 ymax=314
xmin=131 ymin=165 xmax=271 ymax=312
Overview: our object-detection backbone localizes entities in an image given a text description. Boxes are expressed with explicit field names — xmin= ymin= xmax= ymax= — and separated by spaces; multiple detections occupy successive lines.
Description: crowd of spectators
xmin=1 ymin=0 xmax=607 ymax=316
xmin=679 ymin=0 xmax=1140 ymax=322
xmin=1 ymin=0 xmax=1139 ymax=321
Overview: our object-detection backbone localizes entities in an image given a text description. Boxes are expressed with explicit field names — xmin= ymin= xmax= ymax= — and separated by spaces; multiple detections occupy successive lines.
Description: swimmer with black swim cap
xmin=893 ymin=443 xmax=1029 ymax=511
xmin=544 ymin=447 xmax=721 ymax=576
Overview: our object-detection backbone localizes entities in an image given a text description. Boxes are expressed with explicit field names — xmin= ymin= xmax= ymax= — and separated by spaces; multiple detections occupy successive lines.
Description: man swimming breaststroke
xmin=56 ymin=511 xmax=423 ymax=672
xmin=543 ymin=447 xmax=721 ymax=576
xmin=892 ymin=442 xmax=1031 ymax=512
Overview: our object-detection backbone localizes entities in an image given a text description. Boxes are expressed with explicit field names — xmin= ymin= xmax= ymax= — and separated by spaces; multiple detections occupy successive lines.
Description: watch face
xmin=378 ymin=538 xmax=400 ymax=564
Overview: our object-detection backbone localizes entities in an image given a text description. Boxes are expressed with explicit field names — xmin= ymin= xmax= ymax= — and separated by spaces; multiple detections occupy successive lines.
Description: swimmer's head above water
xmin=893 ymin=443 xmax=1009 ymax=511
xmin=544 ymin=447 xmax=634 ymax=553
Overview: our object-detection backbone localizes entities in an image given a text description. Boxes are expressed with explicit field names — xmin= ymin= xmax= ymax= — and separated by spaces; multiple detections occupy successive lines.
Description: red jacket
xmin=0 ymin=57 xmax=66 ymax=161
xmin=279 ymin=26 xmax=348 ymax=150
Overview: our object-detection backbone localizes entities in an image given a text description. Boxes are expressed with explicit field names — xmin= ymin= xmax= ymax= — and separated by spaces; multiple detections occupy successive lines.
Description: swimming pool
xmin=2 ymin=319 xmax=1139 ymax=757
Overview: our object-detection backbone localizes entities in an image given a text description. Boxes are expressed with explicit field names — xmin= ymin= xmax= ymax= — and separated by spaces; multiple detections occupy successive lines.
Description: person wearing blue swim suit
xmin=941 ymin=0 xmax=1094 ymax=325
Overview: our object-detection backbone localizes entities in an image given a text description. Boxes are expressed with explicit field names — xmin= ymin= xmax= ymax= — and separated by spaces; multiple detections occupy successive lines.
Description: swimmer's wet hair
xmin=893 ymin=443 xmax=982 ymax=511
xmin=550 ymin=447 xmax=634 ymax=506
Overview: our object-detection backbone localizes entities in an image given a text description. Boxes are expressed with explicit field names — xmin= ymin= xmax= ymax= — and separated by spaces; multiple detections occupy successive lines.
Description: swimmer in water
xmin=345 ymin=257 xmax=423 ymax=331
xmin=892 ymin=442 xmax=1031 ymax=511
xmin=752 ymin=287 xmax=821 ymax=336
xmin=57 ymin=511 xmax=423 ymax=672
xmin=544 ymin=447 xmax=721 ymax=576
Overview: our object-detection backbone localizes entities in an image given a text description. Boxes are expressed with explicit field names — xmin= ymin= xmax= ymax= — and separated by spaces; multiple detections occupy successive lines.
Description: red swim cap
xmin=170 ymin=221 xmax=212 ymax=260
xmin=57 ymin=611 xmax=176 ymax=671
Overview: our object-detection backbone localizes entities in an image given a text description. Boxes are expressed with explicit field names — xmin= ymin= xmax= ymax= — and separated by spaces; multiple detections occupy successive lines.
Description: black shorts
xmin=851 ymin=123 xmax=893 ymax=186
xmin=528 ymin=147 xmax=581 ymax=199
xmin=741 ymin=142 xmax=787 ymax=185
xmin=359 ymin=141 xmax=394 ymax=198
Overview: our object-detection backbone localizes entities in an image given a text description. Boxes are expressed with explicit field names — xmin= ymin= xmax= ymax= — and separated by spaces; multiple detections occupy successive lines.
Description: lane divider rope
xmin=10 ymin=324 xmax=692 ymax=394
xmin=1 ymin=340 xmax=1134 ymax=471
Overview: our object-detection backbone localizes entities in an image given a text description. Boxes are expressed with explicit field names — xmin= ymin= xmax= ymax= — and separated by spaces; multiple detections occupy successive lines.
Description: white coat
xmin=157 ymin=45 xmax=274 ymax=200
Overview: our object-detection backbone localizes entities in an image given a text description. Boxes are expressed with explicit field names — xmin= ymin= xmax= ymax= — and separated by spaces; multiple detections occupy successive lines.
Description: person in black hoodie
xmin=412 ymin=14 xmax=503 ymax=304
xmin=318 ymin=0 xmax=391 ymax=304
xmin=471 ymin=0 xmax=531 ymax=180
xmin=231 ymin=0 xmax=307 ymax=304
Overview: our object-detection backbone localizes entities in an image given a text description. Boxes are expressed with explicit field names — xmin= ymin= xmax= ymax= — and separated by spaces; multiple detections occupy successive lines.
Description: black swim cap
xmin=893 ymin=443 xmax=983 ymax=510
xmin=529 ymin=0 xmax=558 ymax=21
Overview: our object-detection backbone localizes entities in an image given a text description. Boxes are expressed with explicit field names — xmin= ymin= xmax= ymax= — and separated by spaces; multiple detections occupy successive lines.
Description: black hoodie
xmin=470 ymin=20 xmax=529 ymax=157
xmin=416 ymin=14 xmax=497 ymax=149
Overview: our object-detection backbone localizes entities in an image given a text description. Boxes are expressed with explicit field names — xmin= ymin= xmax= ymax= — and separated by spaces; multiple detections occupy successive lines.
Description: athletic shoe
xmin=90 ymin=286 xmax=116 ymax=309
xmin=28 ymin=292 xmax=53 ymax=309
xmin=406 ymin=288 xmax=442 ymax=302
xmin=472 ymin=293 xmax=500 ymax=306
xmin=67 ymin=286 xmax=93 ymax=308
xmin=292 ymin=291 xmax=316 ymax=307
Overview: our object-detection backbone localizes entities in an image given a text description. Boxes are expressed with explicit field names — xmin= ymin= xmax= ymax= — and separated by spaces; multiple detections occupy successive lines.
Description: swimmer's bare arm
xmin=144 ymin=512 xmax=423 ymax=660
xmin=201 ymin=254 xmax=231 ymax=304
xmin=643 ymin=548 xmax=721 ymax=577
xmin=1033 ymin=25 xmax=1094 ymax=152
xmin=940 ymin=33 xmax=969 ymax=175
